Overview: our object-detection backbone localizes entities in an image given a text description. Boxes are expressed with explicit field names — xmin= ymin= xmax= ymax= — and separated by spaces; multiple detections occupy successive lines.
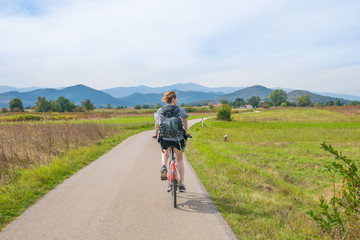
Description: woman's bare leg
xmin=175 ymin=149 xmax=184 ymax=184
xmin=161 ymin=149 xmax=169 ymax=167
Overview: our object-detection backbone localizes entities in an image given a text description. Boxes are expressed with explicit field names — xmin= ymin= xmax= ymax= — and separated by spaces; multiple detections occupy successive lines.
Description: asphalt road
xmin=0 ymin=119 xmax=237 ymax=240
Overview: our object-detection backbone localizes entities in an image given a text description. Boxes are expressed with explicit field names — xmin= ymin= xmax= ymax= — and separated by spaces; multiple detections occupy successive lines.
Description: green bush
xmin=8 ymin=114 xmax=43 ymax=122
xmin=184 ymin=107 xmax=196 ymax=113
xmin=307 ymin=143 xmax=360 ymax=239
xmin=216 ymin=104 xmax=232 ymax=121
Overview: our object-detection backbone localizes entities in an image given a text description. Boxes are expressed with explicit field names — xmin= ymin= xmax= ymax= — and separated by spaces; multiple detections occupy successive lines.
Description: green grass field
xmin=186 ymin=108 xmax=360 ymax=239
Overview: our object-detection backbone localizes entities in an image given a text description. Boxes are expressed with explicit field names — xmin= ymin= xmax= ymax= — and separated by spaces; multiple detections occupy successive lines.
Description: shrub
xmin=281 ymin=102 xmax=287 ymax=107
xmin=307 ymin=143 xmax=360 ymax=239
xmin=216 ymin=104 xmax=232 ymax=121
xmin=11 ymin=107 xmax=21 ymax=112
xmin=260 ymin=102 xmax=270 ymax=109
xmin=184 ymin=107 xmax=196 ymax=113
xmin=8 ymin=114 xmax=43 ymax=122
xmin=73 ymin=106 xmax=83 ymax=112
xmin=1 ymin=107 xmax=7 ymax=113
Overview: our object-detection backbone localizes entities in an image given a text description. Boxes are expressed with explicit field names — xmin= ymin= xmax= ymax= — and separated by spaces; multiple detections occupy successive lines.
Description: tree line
xmin=1 ymin=97 xmax=96 ymax=113
xmin=217 ymin=90 xmax=360 ymax=108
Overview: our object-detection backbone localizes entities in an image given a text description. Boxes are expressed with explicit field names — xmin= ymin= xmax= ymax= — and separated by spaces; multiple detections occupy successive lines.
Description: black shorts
xmin=159 ymin=139 xmax=186 ymax=152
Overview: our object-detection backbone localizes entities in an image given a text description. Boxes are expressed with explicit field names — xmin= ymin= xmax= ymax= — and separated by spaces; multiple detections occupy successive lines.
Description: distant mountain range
xmin=0 ymin=86 xmax=41 ymax=93
xmin=0 ymin=84 xmax=223 ymax=108
xmin=0 ymin=84 xmax=358 ymax=108
xmin=102 ymin=83 xmax=242 ymax=97
xmin=0 ymin=85 xmax=123 ymax=108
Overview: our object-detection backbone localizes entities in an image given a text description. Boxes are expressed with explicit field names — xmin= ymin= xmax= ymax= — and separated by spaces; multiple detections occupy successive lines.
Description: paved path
xmin=0 ymin=119 xmax=237 ymax=240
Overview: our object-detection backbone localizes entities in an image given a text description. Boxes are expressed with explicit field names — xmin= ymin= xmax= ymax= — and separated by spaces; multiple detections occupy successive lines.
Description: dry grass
xmin=317 ymin=105 xmax=360 ymax=115
xmin=0 ymin=123 xmax=118 ymax=181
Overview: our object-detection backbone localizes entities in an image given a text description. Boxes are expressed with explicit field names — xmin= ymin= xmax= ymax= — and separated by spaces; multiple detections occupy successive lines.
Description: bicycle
xmin=167 ymin=146 xmax=178 ymax=208
xmin=153 ymin=135 xmax=191 ymax=208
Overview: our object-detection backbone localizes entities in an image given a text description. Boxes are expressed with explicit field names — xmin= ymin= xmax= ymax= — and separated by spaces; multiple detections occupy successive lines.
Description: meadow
xmin=186 ymin=107 xmax=360 ymax=239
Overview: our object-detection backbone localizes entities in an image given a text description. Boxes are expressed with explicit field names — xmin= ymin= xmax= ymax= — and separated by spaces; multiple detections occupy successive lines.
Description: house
xmin=240 ymin=105 xmax=253 ymax=109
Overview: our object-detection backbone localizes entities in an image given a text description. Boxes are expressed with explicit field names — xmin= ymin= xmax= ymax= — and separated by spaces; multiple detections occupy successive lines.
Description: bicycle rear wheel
xmin=172 ymin=179 xmax=177 ymax=208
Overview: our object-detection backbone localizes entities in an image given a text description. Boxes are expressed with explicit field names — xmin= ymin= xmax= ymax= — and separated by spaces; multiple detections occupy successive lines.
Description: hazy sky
xmin=0 ymin=0 xmax=359 ymax=95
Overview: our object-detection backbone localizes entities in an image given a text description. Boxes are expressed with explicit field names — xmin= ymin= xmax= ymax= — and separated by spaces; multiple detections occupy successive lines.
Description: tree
xmin=55 ymin=97 xmax=76 ymax=112
xmin=269 ymin=89 xmax=287 ymax=106
xmin=155 ymin=104 xmax=163 ymax=109
xmin=220 ymin=99 xmax=229 ymax=105
xmin=247 ymin=96 xmax=261 ymax=108
xmin=232 ymin=98 xmax=245 ymax=108
xmin=335 ymin=100 xmax=344 ymax=106
xmin=81 ymin=99 xmax=96 ymax=110
xmin=235 ymin=97 xmax=245 ymax=103
xmin=9 ymin=98 xmax=24 ymax=112
xmin=134 ymin=105 xmax=141 ymax=109
xmin=1 ymin=107 xmax=7 ymax=113
xmin=142 ymin=104 xmax=150 ymax=109
xmin=350 ymin=101 xmax=360 ymax=106
xmin=34 ymin=96 xmax=51 ymax=112
xmin=325 ymin=100 xmax=334 ymax=106
xmin=297 ymin=95 xmax=313 ymax=107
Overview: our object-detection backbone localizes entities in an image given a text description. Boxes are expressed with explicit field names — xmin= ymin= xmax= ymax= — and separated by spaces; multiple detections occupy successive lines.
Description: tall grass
xmin=0 ymin=123 xmax=117 ymax=181
xmin=186 ymin=108 xmax=360 ymax=239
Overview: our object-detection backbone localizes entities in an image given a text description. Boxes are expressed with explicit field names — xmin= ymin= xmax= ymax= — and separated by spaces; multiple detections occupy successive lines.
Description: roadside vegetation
xmin=186 ymin=107 xmax=360 ymax=239
xmin=0 ymin=113 xmax=155 ymax=230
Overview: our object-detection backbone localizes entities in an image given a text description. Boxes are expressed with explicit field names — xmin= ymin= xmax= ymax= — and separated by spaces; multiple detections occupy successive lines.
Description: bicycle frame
xmin=168 ymin=148 xmax=177 ymax=182
xmin=167 ymin=147 xmax=177 ymax=208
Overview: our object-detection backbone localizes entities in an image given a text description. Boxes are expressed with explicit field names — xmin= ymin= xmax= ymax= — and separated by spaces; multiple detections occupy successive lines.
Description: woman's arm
xmin=183 ymin=118 xmax=188 ymax=133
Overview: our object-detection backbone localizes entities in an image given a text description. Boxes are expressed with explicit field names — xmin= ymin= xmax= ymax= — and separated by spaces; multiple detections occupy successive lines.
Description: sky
xmin=0 ymin=0 xmax=359 ymax=95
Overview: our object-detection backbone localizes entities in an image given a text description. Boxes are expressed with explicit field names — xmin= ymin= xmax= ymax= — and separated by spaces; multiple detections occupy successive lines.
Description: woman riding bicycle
xmin=154 ymin=91 xmax=189 ymax=192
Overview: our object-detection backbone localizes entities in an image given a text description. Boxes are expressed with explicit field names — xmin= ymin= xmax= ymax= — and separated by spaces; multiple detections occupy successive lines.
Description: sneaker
xmin=160 ymin=165 xmax=167 ymax=180
xmin=179 ymin=184 xmax=186 ymax=192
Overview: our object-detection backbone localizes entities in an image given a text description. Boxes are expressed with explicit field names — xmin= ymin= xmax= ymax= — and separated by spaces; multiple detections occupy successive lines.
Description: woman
xmin=154 ymin=91 xmax=189 ymax=192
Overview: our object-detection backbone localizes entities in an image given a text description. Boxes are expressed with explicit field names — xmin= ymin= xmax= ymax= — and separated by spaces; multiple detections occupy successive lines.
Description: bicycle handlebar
xmin=151 ymin=134 xmax=192 ymax=139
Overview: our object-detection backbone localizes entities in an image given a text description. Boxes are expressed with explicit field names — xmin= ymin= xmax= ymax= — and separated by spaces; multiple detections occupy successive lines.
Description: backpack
xmin=158 ymin=105 xmax=186 ymax=139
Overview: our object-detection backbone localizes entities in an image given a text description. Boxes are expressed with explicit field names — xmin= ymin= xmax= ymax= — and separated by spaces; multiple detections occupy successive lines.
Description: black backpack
xmin=158 ymin=105 xmax=186 ymax=139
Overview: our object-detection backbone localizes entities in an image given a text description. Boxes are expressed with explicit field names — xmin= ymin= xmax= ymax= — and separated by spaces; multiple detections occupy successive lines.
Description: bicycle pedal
xmin=161 ymin=176 xmax=168 ymax=180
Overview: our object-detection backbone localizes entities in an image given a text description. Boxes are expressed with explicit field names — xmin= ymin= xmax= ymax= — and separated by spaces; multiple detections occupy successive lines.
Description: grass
xmin=186 ymin=107 xmax=360 ymax=239
xmin=0 ymin=115 xmax=154 ymax=230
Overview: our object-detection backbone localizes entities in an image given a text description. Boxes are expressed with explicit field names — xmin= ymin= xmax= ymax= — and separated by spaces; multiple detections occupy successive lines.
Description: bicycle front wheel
xmin=172 ymin=179 xmax=177 ymax=208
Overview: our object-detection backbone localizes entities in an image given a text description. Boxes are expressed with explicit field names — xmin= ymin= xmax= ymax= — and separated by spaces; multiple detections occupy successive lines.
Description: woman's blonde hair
xmin=162 ymin=91 xmax=177 ymax=104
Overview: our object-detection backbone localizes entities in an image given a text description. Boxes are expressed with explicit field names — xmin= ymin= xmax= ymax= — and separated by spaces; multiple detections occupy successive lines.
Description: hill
xmin=102 ymin=83 xmax=241 ymax=98
xmin=0 ymin=85 xmax=125 ymax=108
xmin=118 ymin=90 xmax=223 ymax=106
xmin=216 ymin=85 xmax=274 ymax=102
xmin=287 ymin=90 xmax=352 ymax=105
xmin=0 ymin=85 xmax=223 ymax=108
xmin=0 ymin=86 xmax=41 ymax=93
